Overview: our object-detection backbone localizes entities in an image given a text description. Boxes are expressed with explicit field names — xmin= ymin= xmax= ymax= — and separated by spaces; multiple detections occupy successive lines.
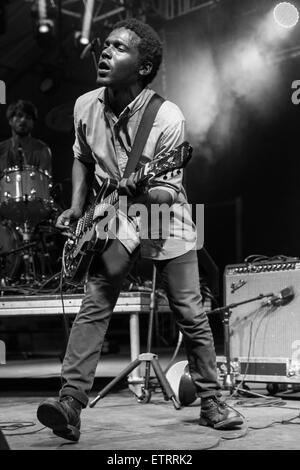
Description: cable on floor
xmin=248 ymin=412 xmax=300 ymax=431
xmin=0 ymin=421 xmax=46 ymax=436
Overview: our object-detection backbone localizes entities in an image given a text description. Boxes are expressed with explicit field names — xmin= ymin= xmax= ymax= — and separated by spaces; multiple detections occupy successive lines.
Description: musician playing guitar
xmin=37 ymin=18 xmax=242 ymax=442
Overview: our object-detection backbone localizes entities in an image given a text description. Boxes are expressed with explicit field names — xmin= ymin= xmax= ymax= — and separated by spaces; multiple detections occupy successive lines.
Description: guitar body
xmin=63 ymin=227 xmax=107 ymax=285
xmin=62 ymin=180 xmax=112 ymax=284
xmin=62 ymin=142 xmax=193 ymax=284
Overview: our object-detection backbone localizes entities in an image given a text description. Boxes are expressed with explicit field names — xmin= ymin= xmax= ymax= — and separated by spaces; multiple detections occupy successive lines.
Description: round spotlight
xmin=273 ymin=2 xmax=299 ymax=28
xmin=79 ymin=36 xmax=90 ymax=46
xmin=39 ymin=24 xmax=50 ymax=34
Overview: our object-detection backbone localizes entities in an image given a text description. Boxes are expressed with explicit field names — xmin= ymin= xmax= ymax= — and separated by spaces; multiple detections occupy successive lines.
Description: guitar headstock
xmin=148 ymin=141 xmax=193 ymax=178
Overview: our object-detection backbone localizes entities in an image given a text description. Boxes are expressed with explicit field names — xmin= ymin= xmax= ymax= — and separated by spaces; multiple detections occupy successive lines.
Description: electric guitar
xmin=62 ymin=141 xmax=193 ymax=284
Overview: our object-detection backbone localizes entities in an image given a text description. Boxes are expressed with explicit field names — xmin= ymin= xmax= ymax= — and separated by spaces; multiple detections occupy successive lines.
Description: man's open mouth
xmin=98 ymin=61 xmax=111 ymax=71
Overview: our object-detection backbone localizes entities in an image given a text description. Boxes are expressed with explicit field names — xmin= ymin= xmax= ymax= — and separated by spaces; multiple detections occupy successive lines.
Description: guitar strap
xmin=122 ymin=93 xmax=165 ymax=178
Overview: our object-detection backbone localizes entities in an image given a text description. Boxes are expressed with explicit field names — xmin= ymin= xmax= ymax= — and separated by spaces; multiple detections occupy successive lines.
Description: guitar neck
xmin=79 ymin=165 xmax=148 ymax=228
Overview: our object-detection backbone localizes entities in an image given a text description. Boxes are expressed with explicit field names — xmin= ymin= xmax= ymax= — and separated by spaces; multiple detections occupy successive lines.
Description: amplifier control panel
xmin=225 ymin=261 xmax=300 ymax=275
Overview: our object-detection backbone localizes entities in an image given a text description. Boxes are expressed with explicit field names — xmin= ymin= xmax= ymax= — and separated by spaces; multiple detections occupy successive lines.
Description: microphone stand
xmin=208 ymin=291 xmax=276 ymax=398
xmin=90 ymin=39 xmax=101 ymax=72
xmin=80 ymin=38 xmax=101 ymax=71
xmin=17 ymin=145 xmax=24 ymax=171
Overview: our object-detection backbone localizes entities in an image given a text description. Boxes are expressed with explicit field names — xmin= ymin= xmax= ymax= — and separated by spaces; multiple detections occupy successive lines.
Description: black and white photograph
xmin=1 ymin=0 xmax=300 ymax=454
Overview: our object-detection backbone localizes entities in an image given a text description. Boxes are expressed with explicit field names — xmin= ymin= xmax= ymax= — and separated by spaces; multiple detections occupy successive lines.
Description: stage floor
xmin=1 ymin=388 xmax=300 ymax=451
xmin=1 ymin=353 xmax=300 ymax=451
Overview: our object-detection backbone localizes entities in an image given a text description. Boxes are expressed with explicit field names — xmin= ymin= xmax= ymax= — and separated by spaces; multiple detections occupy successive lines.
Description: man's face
xmin=9 ymin=111 xmax=34 ymax=137
xmin=97 ymin=27 xmax=142 ymax=88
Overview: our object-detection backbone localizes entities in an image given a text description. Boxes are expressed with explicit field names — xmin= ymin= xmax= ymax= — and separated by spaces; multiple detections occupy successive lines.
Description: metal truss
xmin=60 ymin=0 xmax=126 ymax=24
xmin=152 ymin=0 xmax=220 ymax=20
xmin=29 ymin=0 xmax=220 ymax=28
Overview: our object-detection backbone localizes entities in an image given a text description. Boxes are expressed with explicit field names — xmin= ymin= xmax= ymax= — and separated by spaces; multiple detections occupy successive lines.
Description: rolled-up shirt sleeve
xmin=72 ymin=97 xmax=94 ymax=163
xmin=147 ymin=116 xmax=186 ymax=204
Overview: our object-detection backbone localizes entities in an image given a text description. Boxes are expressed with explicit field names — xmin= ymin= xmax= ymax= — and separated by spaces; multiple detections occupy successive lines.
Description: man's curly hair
xmin=112 ymin=18 xmax=163 ymax=86
xmin=6 ymin=99 xmax=38 ymax=122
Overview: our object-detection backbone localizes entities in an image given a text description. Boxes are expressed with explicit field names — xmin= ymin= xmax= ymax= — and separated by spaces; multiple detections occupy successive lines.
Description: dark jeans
xmin=60 ymin=239 xmax=221 ymax=407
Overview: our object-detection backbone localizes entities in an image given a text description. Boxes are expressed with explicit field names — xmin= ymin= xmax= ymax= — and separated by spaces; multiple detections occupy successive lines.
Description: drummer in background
xmin=0 ymin=99 xmax=52 ymax=176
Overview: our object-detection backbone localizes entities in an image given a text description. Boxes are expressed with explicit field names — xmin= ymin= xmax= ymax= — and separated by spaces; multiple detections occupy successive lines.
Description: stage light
xmin=37 ymin=0 xmax=55 ymax=32
xmin=38 ymin=22 xmax=52 ymax=34
xmin=79 ymin=0 xmax=95 ymax=47
xmin=255 ymin=2 xmax=298 ymax=48
xmin=78 ymin=36 xmax=90 ymax=46
xmin=273 ymin=2 xmax=299 ymax=28
xmin=74 ymin=30 xmax=91 ymax=55
xmin=31 ymin=0 xmax=57 ymax=46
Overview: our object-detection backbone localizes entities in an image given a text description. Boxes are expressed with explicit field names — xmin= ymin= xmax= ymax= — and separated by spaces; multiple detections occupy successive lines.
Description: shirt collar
xmin=97 ymin=86 xmax=154 ymax=120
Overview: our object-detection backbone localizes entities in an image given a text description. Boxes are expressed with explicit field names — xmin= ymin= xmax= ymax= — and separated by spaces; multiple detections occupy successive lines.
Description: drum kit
xmin=0 ymin=165 xmax=64 ymax=289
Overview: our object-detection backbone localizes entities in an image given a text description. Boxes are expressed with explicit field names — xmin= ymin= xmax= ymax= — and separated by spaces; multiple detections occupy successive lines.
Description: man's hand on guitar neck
xmin=56 ymin=207 xmax=82 ymax=238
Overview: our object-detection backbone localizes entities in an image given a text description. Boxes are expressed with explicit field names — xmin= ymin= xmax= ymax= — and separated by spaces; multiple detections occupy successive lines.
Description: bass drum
xmin=0 ymin=221 xmax=22 ymax=281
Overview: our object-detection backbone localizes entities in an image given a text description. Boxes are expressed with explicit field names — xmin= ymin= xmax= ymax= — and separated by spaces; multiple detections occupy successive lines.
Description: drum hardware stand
xmin=0 ymin=254 xmax=9 ymax=293
xmin=89 ymin=264 xmax=181 ymax=410
xmin=207 ymin=292 xmax=278 ymax=397
xmin=17 ymin=144 xmax=26 ymax=170
xmin=36 ymin=240 xmax=54 ymax=279
xmin=16 ymin=222 xmax=39 ymax=284
xmin=0 ymin=241 xmax=36 ymax=293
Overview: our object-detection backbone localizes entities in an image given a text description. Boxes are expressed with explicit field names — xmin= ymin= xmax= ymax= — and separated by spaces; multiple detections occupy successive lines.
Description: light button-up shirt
xmin=73 ymin=86 xmax=198 ymax=260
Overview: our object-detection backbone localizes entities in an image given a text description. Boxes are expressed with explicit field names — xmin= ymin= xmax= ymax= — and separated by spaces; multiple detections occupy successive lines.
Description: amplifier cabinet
xmin=224 ymin=260 xmax=300 ymax=370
